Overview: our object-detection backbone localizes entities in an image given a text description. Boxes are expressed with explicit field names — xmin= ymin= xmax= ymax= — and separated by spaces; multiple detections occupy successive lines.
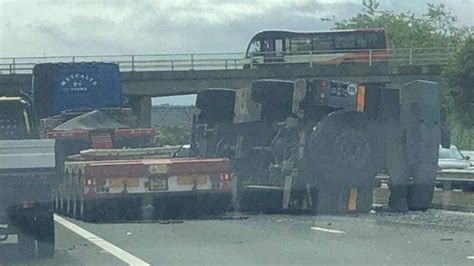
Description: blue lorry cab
xmin=32 ymin=62 xmax=123 ymax=119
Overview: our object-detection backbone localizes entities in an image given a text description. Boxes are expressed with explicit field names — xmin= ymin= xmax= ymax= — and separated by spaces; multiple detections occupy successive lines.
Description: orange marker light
xmin=356 ymin=84 xmax=366 ymax=112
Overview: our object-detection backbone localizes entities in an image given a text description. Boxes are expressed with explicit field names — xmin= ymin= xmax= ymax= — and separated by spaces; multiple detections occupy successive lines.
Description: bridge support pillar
xmin=128 ymin=96 xmax=151 ymax=127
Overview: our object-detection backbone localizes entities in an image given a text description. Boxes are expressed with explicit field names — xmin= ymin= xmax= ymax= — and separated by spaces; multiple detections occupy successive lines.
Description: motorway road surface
xmin=1 ymin=209 xmax=473 ymax=265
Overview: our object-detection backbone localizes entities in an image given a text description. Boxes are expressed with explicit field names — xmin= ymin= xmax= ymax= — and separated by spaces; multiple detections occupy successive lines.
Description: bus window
xmin=290 ymin=37 xmax=312 ymax=54
xmin=313 ymin=34 xmax=334 ymax=51
xmin=285 ymin=38 xmax=290 ymax=52
xmin=357 ymin=32 xmax=386 ymax=49
xmin=368 ymin=32 xmax=386 ymax=49
xmin=334 ymin=33 xmax=357 ymax=50
xmin=262 ymin=40 xmax=274 ymax=52
xmin=356 ymin=34 xmax=369 ymax=49
xmin=275 ymin=39 xmax=283 ymax=56
xmin=249 ymin=40 xmax=261 ymax=56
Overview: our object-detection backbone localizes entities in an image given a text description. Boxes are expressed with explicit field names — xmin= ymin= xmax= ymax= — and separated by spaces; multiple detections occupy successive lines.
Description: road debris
xmin=441 ymin=238 xmax=453 ymax=241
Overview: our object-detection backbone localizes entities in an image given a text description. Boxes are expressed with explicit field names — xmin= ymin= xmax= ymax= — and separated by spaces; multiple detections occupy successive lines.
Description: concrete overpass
xmin=0 ymin=48 xmax=451 ymax=125
xmin=0 ymin=64 xmax=443 ymax=97
xmin=0 ymin=64 xmax=445 ymax=126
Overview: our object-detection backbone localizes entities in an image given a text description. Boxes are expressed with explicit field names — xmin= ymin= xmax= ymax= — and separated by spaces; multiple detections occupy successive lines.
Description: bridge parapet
xmin=0 ymin=47 xmax=454 ymax=74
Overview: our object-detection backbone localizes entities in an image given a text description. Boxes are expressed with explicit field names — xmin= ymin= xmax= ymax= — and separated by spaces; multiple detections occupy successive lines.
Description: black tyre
xmin=81 ymin=200 xmax=98 ymax=223
xmin=461 ymin=184 xmax=474 ymax=192
xmin=72 ymin=198 xmax=78 ymax=219
xmin=18 ymin=231 xmax=35 ymax=260
xmin=407 ymin=182 xmax=435 ymax=211
xmin=307 ymin=110 xmax=383 ymax=186
xmin=36 ymin=212 xmax=55 ymax=259
xmin=240 ymin=187 xmax=284 ymax=213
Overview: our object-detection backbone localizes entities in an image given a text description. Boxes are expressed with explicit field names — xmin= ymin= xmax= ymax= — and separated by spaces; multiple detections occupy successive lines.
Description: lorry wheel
xmin=72 ymin=197 xmax=78 ymax=219
xmin=308 ymin=110 xmax=383 ymax=186
xmin=18 ymin=232 xmax=35 ymax=259
xmin=81 ymin=200 xmax=98 ymax=223
xmin=407 ymin=182 xmax=435 ymax=211
xmin=462 ymin=184 xmax=474 ymax=192
xmin=36 ymin=212 xmax=55 ymax=259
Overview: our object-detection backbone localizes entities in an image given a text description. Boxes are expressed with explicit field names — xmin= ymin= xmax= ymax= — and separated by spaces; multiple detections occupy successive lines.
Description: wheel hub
xmin=335 ymin=131 xmax=369 ymax=168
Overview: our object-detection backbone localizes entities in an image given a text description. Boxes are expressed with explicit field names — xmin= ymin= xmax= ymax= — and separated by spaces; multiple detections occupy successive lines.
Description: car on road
xmin=438 ymin=145 xmax=474 ymax=191
xmin=461 ymin=150 xmax=474 ymax=166
xmin=438 ymin=145 xmax=472 ymax=169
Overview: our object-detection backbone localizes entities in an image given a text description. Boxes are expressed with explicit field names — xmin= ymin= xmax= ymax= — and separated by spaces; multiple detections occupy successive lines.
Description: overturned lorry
xmin=191 ymin=79 xmax=449 ymax=214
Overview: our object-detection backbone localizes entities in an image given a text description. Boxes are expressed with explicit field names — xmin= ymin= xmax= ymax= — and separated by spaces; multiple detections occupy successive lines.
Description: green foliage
xmin=155 ymin=125 xmax=192 ymax=146
xmin=443 ymin=38 xmax=474 ymax=121
xmin=443 ymin=37 xmax=474 ymax=149
xmin=446 ymin=112 xmax=474 ymax=149
xmin=334 ymin=1 xmax=471 ymax=48
xmin=334 ymin=0 xmax=474 ymax=149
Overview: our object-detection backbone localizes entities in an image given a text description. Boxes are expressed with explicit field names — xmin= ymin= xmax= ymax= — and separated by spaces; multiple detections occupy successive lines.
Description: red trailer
xmin=57 ymin=153 xmax=231 ymax=222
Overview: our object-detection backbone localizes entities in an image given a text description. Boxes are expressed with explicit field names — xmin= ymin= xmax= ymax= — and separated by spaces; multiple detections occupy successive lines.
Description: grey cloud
xmin=1 ymin=0 xmax=473 ymax=57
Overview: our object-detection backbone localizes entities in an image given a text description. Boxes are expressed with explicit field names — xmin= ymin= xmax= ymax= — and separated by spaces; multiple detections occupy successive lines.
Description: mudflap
xmin=315 ymin=183 xmax=373 ymax=215
xmin=36 ymin=211 xmax=55 ymax=259
xmin=400 ymin=80 xmax=441 ymax=211
xmin=240 ymin=187 xmax=284 ymax=213
xmin=7 ymin=206 xmax=55 ymax=259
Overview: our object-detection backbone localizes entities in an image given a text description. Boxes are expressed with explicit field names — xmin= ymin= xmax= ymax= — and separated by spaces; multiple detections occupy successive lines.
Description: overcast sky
xmin=1 ymin=0 xmax=473 ymax=57
xmin=1 ymin=0 xmax=473 ymax=105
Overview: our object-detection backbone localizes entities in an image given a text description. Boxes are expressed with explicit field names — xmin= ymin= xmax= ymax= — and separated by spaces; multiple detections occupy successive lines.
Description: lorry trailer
xmin=58 ymin=151 xmax=231 ymax=221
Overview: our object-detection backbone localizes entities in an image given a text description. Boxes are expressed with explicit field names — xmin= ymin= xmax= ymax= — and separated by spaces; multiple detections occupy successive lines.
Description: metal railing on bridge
xmin=0 ymin=47 xmax=455 ymax=74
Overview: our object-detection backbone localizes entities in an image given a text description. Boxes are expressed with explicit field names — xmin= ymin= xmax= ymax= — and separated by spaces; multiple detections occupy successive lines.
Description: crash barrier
xmin=0 ymin=47 xmax=454 ymax=74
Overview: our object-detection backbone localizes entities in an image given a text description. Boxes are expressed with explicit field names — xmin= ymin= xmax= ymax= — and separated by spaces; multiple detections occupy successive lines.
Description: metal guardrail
xmin=377 ymin=168 xmax=474 ymax=184
xmin=0 ymin=47 xmax=455 ymax=74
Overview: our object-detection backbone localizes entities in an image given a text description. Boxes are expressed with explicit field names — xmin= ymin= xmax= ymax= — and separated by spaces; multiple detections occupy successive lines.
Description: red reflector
xmin=319 ymin=80 xmax=327 ymax=105
xmin=319 ymin=80 xmax=327 ymax=98
xmin=220 ymin=173 xmax=231 ymax=182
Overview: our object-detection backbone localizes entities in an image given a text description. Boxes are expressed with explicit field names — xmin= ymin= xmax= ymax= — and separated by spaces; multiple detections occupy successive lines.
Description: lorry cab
xmin=0 ymin=95 xmax=35 ymax=140
xmin=32 ymin=62 xmax=123 ymax=119
xmin=0 ymin=93 xmax=57 ymax=259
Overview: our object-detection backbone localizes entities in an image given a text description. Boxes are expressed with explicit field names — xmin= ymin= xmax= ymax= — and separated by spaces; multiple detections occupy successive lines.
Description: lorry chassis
xmin=191 ymin=79 xmax=445 ymax=214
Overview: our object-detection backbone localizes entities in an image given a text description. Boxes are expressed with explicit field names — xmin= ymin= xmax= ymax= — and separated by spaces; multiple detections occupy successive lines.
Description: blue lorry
xmin=32 ymin=62 xmax=124 ymax=119
xmin=0 ymin=62 xmax=153 ymax=260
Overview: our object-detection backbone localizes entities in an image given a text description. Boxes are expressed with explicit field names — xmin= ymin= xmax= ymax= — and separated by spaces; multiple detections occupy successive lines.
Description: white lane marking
xmin=467 ymin=256 xmax=474 ymax=260
xmin=54 ymin=214 xmax=150 ymax=266
xmin=310 ymin=226 xmax=346 ymax=234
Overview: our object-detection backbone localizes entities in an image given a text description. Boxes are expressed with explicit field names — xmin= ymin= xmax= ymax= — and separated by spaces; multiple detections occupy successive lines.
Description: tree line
xmin=334 ymin=0 xmax=473 ymax=149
